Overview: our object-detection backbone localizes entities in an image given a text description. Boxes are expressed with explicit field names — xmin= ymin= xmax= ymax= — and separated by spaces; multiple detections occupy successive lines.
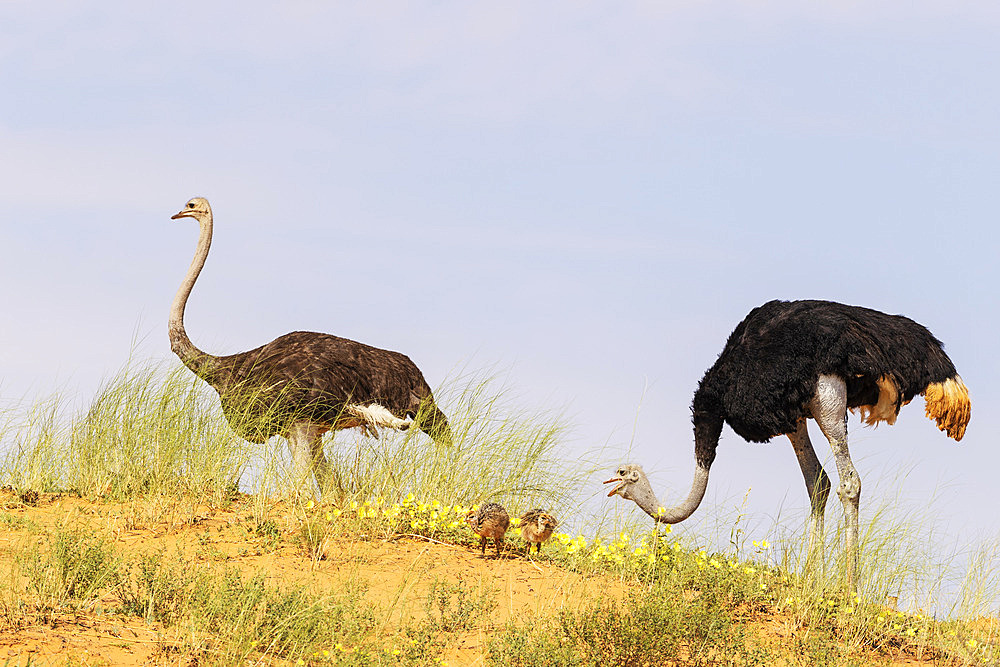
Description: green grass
xmin=1 ymin=361 xmax=248 ymax=501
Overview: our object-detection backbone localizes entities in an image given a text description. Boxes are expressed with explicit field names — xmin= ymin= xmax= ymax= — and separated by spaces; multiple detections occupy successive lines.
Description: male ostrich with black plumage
xmin=169 ymin=197 xmax=452 ymax=494
xmin=605 ymin=300 xmax=969 ymax=590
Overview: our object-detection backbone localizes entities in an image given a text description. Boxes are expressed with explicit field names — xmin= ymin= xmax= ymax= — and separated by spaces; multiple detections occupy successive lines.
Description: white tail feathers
xmin=346 ymin=403 xmax=414 ymax=432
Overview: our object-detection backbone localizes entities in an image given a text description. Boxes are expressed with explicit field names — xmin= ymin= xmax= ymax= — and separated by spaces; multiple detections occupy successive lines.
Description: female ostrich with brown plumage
xmin=169 ymin=197 xmax=452 ymax=494
xmin=605 ymin=299 xmax=969 ymax=590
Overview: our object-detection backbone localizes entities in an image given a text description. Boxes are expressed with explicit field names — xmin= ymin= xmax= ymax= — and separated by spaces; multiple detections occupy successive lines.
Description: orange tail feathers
xmin=923 ymin=376 xmax=970 ymax=441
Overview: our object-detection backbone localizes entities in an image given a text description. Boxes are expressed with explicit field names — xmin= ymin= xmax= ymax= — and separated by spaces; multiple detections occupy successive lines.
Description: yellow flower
xmin=325 ymin=511 xmax=333 ymax=521
xmin=306 ymin=499 xmax=314 ymax=509
xmin=332 ymin=508 xmax=342 ymax=517
xmin=968 ymin=639 xmax=978 ymax=649
xmin=656 ymin=506 xmax=666 ymax=517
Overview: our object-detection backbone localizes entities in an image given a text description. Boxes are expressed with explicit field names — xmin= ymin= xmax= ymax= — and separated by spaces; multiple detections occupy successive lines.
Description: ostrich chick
xmin=518 ymin=509 xmax=557 ymax=555
xmin=466 ymin=503 xmax=510 ymax=558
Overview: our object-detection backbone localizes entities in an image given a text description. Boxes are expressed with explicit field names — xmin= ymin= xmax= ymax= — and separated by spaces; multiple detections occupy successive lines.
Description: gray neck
xmin=633 ymin=465 xmax=711 ymax=524
xmin=169 ymin=215 xmax=215 ymax=376
xmin=634 ymin=413 xmax=721 ymax=524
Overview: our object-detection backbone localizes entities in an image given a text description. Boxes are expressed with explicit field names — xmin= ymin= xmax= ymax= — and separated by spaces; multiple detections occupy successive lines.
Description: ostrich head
xmin=603 ymin=463 xmax=676 ymax=521
xmin=171 ymin=197 xmax=212 ymax=222
xmin=532 ymin=512 xmax=557 ymax=532
xmin=603 ymin=464 xmax=649 ymax=500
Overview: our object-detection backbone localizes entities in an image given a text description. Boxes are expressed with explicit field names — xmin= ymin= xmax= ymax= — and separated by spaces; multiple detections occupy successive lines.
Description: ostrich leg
xmin=287 ymin=422 xmax=330 ymax=497
xmin=811 ymin=375 xmax=861 ymax=591
xmin=787 ymin=418 xmax=831 ymax=576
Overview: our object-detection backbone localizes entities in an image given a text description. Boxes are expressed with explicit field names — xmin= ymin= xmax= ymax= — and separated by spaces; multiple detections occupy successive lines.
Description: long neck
xmin=638 ymin=411 xmax=724 ymax=525
xmin=169 ymin=215 xmax=215 ymax=376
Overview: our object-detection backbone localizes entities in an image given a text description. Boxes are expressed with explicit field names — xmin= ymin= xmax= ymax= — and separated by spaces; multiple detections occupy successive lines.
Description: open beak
xmin=603 ymin=476 xmax=626 ymax=497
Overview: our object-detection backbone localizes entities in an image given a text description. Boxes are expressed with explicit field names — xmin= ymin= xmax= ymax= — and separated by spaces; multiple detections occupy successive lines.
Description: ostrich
xmin=466 ymin=503 xmax=510 ymax=558
xmin=604 ymin=299 xmax=970 ymax=590
xmin=169 ymin=197 xmax=452 ymax=494
xmin=518 ymin=509 xmax=557 ymax=555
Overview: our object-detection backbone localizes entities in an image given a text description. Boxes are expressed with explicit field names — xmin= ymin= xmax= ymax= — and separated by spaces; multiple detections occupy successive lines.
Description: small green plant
xmin=0 ymin=513 xmax=39 ymax=532
xmin=423 ymin=576 xmax=497 ymax=634
xmin=114 ymin=549 xmax=193 ymax=624
xmin=18 ymin=528 xmax=120 ymax=613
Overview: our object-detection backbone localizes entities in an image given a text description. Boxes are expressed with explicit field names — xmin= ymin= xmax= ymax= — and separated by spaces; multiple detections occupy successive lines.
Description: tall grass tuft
xmin=0 ymin=361 xmax=250 ymax=500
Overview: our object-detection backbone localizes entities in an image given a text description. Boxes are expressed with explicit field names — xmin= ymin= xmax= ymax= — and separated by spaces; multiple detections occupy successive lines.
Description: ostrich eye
xmin=618 ymin=468 xmax=625 ymax=475
xmin=187 ymin=202 xmax=196 ymax=208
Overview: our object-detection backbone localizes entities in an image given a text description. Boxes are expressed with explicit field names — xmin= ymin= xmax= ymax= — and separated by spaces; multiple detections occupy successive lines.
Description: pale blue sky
xmin=2 ymin=2 xmax=998 ymax=603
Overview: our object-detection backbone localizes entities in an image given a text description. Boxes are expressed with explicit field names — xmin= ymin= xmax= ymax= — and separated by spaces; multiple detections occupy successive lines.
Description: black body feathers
xmin=693 ymin=300 xmax=962 ymax=445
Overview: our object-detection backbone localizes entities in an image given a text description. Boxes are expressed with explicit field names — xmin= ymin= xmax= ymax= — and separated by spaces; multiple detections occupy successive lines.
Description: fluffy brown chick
xmin=518 ymin=509 xmax=557 ymax=555
xmin=466 ymin=502 xmax=510 ymax=558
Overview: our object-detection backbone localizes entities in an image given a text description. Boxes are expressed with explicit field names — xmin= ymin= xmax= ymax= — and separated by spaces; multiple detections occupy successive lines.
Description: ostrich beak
xmin=603 ymin=476 xmax=626 ymax=497
xmin=171 ymin=210 xmax=191 ymax=220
